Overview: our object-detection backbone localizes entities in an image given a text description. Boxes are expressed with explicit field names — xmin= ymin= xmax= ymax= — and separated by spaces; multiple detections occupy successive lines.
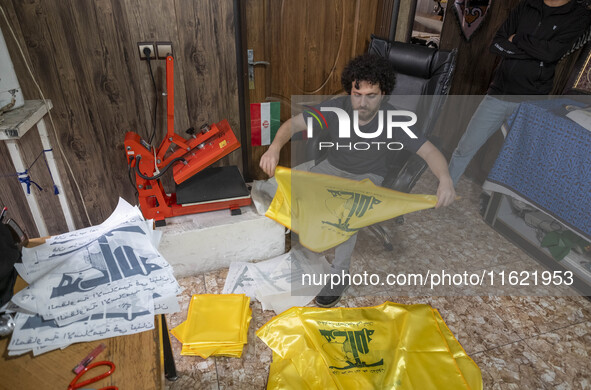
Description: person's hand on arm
xmin=489 ymin=3 xmax=532 ymax=60
xmin=416 ymin=141 xmax=456 ymax=208
xmin=511 ymin=19 xmax=591 ymax=63
xmin=506 ymin=4 xmax=590 ymax=63
xmin=259 ymin=113 xmax=307 ymax=177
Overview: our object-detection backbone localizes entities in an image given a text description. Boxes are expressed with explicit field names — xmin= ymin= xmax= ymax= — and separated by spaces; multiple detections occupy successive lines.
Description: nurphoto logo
xmin=305 ymin=106 xmax=419 ymax=151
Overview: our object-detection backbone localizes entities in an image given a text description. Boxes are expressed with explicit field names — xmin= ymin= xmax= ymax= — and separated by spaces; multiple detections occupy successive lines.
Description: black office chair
xmin=367 ymin=36 xmax=456 ymax=250
xmin=306 ymin=36 xmax=457 ymax=250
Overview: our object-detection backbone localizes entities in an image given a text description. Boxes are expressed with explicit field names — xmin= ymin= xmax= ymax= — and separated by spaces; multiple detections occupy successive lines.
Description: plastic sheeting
xmin=257 ymin=302 xmax=482 ymax=390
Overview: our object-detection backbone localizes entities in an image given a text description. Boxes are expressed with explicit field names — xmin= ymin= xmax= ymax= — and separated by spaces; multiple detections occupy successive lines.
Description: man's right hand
xmin=259 ymin=145 xmax=280 ymax=177
xmin=258 ymin=114 xmax=306 ymax=177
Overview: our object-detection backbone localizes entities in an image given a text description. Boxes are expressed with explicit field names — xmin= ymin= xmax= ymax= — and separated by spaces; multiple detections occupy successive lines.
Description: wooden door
xmin=243 ymin=0 xmax=380 ymax=180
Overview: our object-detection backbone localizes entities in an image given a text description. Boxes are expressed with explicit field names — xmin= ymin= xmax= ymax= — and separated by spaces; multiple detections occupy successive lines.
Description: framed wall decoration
xmin=565 ymin=23 xmax=591 ymax=94
xmin=453 ymin=0 xmax=492 ymax=41
xmin=572 ymin=46 xmax=591 ymax=94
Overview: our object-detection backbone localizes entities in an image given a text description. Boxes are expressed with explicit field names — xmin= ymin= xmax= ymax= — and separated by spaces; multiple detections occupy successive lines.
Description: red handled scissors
xmin=68 ymin=360 xmax=118 ymax=390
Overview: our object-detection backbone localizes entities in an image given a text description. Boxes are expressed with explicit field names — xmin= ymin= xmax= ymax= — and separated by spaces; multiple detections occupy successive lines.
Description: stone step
xmin=157 ymin=205 xmax=285 ymax=277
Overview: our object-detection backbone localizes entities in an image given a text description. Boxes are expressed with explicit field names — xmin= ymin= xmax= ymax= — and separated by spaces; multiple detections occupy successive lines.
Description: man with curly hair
xmin=259 ymin=53 xmax=455 ymax=307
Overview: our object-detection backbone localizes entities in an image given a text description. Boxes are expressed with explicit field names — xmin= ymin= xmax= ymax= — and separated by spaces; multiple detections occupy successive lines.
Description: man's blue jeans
xmin=448 ymin=95 xmax=520 ymax=187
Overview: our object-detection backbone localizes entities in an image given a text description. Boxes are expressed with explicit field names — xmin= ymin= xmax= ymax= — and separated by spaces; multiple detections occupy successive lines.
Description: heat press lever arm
xmin=155 ymin=55 xmax=191 ymax=163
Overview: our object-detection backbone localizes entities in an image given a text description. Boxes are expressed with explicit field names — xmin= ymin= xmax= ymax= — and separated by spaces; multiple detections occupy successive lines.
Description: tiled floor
xmin=165 ymin=172 xmax=591 ymax=389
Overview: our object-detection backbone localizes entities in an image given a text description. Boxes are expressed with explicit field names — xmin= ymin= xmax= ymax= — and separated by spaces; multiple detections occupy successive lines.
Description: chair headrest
xmin=384 ymin=42 xmax=437 ymax=79
xmin=368 ymin=37 xmax=437 ymax=80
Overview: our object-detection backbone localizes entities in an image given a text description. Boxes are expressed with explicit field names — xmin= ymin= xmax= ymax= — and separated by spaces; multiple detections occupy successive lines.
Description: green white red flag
xmin=250 ymin=102 xmax=280 ymax=146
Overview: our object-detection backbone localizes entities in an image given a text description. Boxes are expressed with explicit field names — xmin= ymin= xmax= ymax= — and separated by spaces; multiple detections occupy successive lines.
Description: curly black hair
xmin=341 ymin=53 xmax=396 ymax=94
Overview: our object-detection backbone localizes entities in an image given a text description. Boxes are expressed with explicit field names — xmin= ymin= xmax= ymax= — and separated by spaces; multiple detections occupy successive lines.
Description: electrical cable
xmin=127 ymin=156 xmax=138 ymax=199
xmin=134 ymin=155 xmax=186 ymax=181
xmin=145 ymin=51 xmax=158 ymax=145
xmin=0 ymin=5 xmax=92 ymax=226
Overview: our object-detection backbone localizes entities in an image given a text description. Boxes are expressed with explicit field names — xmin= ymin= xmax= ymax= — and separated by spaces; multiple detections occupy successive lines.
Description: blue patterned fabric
xmin=487 ymin=99 xmax=591 ymax=240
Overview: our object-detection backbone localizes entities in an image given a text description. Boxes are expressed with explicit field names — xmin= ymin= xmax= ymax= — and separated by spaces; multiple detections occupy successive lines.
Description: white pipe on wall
xmin=0 ymin=26 xmax=24 ymax=112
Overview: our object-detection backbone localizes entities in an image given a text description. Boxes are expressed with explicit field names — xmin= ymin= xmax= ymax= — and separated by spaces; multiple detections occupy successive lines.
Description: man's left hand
xmin=415 ymin=141 xmax=457 ymax=208
xmin=436 ymin=178 xmax=456 ymax=208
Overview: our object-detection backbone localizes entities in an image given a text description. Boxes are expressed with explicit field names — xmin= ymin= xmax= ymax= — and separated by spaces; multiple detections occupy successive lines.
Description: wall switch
xmin=156 ymin=42 xmax=173 ymax=59
xmin=138 ymin=42 xmax=156 ymax=60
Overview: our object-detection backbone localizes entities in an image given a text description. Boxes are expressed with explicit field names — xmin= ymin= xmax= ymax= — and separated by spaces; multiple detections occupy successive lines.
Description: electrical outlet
xmin=156 ymin=42 xmax=173 ymax=59
xmin=138 ymin=42 xmax=156 ymax=60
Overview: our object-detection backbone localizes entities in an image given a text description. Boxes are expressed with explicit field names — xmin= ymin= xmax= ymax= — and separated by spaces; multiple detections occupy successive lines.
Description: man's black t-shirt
xmin=303 ymin=96 xmax=427 ymax=178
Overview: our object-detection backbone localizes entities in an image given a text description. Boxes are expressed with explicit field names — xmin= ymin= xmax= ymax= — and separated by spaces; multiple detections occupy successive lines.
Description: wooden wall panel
xmin=244 ymin=0 xmax=381 ymax=180
xmin=374 ymin=0 xmax=417 ymax=42
xmin=259 ymin=0 xmax=379 ymax=103
xmin=173 ymin=0 xmax=240 ymax=168
xmin=0 ymin=0 xmax=240 ymax=235
xmin=354 ymin=0 xmax=382 ymax=54
xmin=375 ymin=0 xmax=394 ymax=39
xmin=0 ymin=2 xmax=44 ymax=236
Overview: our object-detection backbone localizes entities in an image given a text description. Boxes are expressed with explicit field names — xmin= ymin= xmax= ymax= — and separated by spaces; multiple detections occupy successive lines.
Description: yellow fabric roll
xmin=265 ymin=167 xmax=437 ymax=252
xmin=256 ymin=302 xmax=482 ymax=390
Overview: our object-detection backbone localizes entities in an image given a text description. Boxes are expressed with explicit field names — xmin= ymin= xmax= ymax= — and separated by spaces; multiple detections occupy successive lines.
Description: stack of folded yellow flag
xmin=171 ymin=294 xmax=251 ymax=358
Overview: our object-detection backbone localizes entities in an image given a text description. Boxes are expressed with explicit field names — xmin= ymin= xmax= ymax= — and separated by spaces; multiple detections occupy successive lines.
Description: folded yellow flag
xmin=265 ymin=166 xmax=437 ymax=252
xmin=256 ymin=302 xmax=482 ymax=390
xmin=171 ymin=294 xmax=251 ymax=358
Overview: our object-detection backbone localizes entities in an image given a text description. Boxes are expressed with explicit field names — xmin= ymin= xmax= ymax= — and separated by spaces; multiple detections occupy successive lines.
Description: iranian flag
xmin=250 ymin=102 xmax=280 ymax=146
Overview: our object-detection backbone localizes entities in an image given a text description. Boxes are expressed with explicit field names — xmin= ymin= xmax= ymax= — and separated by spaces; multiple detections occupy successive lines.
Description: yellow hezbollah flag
xmin=256 ymin=302 xmax=482 ymax=390
xmin=171 ymin=294 xmax=251 ymax=358
xmin=265 ymin=166 xmax=437 ymax=252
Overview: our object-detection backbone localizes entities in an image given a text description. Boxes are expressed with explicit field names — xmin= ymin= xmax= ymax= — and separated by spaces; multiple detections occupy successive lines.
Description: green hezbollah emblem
xmin=319 ymin=328 xmax=384 ymax=370
xmin=322 ymin=190 xmax=382 ymax=232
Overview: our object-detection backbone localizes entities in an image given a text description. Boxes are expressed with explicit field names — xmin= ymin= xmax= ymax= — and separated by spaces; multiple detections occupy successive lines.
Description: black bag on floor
xmin=0 ymin=222 xmax=20 ymax=307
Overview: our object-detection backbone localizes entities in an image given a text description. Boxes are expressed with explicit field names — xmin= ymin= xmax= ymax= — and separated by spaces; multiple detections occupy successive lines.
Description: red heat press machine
xmin=125 ymin=55 xmax=251 ymax=226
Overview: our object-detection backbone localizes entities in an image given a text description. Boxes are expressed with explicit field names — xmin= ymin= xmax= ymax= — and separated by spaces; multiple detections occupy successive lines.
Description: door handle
xmin=248 ymin=60 xmax=270 ymax=66
xmin=248 ymin=49 xmax=269 ymax=89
